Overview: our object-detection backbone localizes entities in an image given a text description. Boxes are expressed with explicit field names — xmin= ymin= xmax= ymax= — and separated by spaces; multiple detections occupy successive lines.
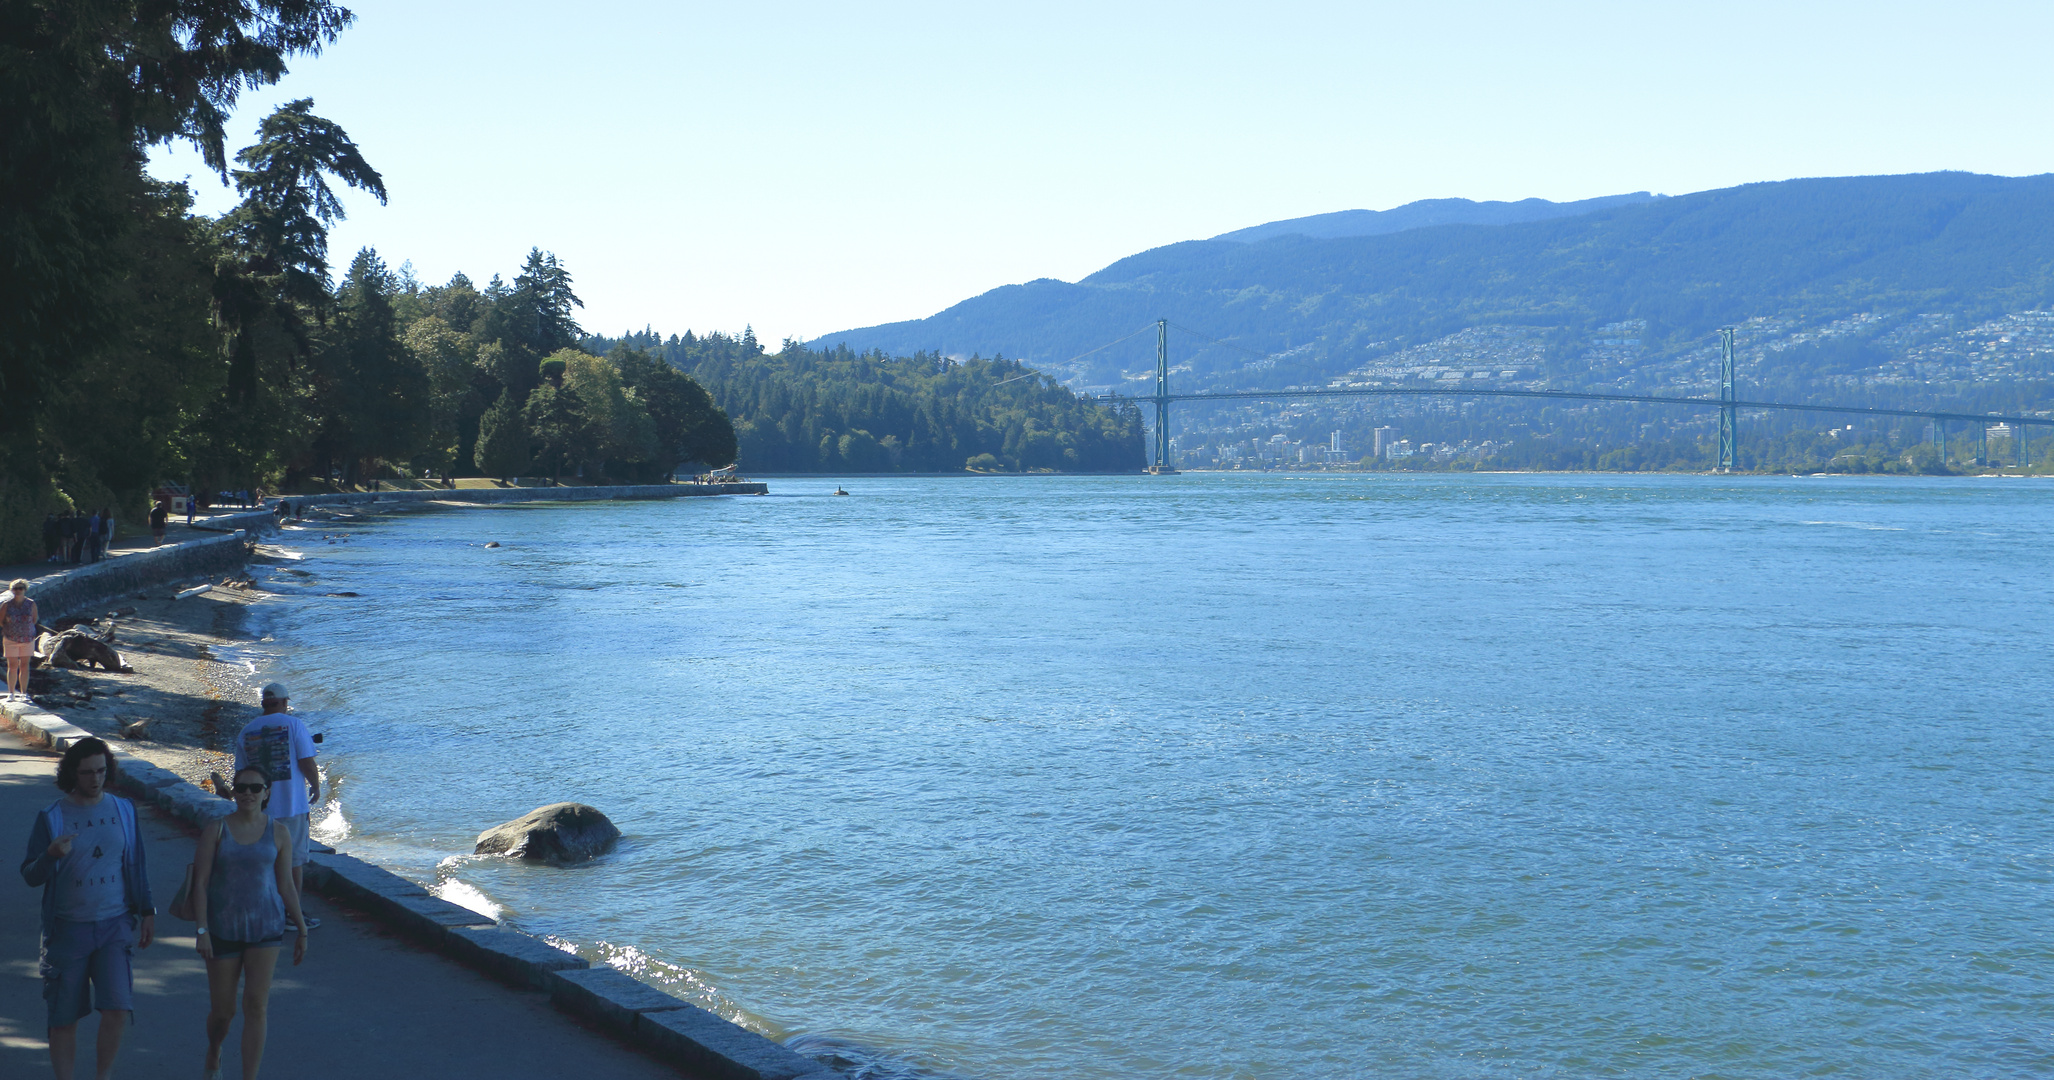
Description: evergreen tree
xmin=474 ymin=388 xmax=529 ymax=478
xmin=326 ymin=249 xmax=430 ymax=477
xmin=611 ymin=347 xmax=738 ymax=469
xmin=523 ymin=383 xmax=592 ymax=479
xmin=0 ymin=0 xmax=352 ymax=557
xmin=402 ymin=315 xmax=480 ymax=476
xmin=215 ymin=99 xmax=386 ymax=403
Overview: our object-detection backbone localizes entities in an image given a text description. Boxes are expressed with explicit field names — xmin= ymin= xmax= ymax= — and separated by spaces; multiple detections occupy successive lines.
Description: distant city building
xmin=1373 ymin=427 xmax=1394 ymax=456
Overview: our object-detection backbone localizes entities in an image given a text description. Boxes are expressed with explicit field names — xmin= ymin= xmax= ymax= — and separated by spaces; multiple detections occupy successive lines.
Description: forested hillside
xmin=584 ymin=331 xmax=1143 ymax=473
xmin=1210 ymin=192 xmax=1660 ymax=243
xmin=817 ymin=172 xmax=2054 ymax=396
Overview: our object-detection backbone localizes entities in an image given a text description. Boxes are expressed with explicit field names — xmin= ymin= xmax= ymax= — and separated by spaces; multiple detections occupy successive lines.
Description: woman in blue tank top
xmin=192 ymin=766 xmax=310 ymax=1079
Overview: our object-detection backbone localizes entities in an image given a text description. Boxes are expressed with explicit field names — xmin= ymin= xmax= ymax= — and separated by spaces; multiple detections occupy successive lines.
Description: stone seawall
xmin=188 ymin=509 xmax=278 ymax=534
xmin=26 ymin=534 xmax=250 ymax=618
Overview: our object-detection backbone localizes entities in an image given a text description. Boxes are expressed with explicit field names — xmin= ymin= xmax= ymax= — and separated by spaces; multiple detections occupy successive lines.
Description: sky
xmin=147 ymin=0 xmax=2054 ymax=347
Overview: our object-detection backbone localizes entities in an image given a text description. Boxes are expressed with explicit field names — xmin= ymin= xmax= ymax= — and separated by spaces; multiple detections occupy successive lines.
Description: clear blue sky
xmin=147 ymin=0 xmax=2054 ymax=347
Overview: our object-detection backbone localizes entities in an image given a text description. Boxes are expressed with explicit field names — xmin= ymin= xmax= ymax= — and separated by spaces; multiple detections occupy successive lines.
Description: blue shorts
xmin=211 ymin=934 xmax=285 ymax=958
xmin=41 ymin=915 xmax=135 ymax=1028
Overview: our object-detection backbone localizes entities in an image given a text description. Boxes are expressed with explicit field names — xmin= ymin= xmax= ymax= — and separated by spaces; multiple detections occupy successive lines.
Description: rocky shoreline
xmin=23 ymin=570 xmax=269 ymax=795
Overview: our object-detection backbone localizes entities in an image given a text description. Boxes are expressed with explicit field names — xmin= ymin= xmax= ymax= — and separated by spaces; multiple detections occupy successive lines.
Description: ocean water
xmin=243 ymin=474 xmax=2054 ymax=1079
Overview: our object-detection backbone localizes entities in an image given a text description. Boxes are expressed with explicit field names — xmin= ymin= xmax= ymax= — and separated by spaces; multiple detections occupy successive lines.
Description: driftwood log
xmin=36 ymin=627 xmax=131 ymax=672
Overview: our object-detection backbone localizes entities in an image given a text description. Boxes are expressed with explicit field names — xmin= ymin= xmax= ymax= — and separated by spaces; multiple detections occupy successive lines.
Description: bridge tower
xmin=1148 ymin=318 xmax=1177 ymax=474
xmin=1718 ymin=328 xmax=1737 ymax=472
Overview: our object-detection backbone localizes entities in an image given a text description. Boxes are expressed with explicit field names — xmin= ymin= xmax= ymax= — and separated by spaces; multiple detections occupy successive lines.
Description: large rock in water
xmin=474 ymin=803 xmax=620 ymax=865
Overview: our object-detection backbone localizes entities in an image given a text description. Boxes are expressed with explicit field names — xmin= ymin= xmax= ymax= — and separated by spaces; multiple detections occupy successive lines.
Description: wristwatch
xmin=196 ymin=927 xmax=208 ymax=935
xmin=139 ymin=907 xmax=157 ymax=917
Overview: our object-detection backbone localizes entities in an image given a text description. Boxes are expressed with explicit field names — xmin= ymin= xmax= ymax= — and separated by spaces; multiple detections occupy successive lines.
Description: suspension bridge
xmin=1081 ymin=320 xmax=2054 ymax=473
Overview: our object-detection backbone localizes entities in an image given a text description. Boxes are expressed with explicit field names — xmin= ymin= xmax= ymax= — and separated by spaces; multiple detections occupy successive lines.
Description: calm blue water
xmin=242 ymin=474 xmax=2054 ymax=1079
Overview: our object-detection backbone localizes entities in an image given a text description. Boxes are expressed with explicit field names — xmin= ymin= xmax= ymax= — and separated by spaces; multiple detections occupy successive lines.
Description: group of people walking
xmin=18 ymin=682 xmax=321 ymax=1080
xmin=41 ymin=510 xmax=115 ymax=565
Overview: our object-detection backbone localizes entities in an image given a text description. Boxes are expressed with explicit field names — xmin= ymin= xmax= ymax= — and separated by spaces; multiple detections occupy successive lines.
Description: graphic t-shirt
xmin=233 ymin=715 xmax=317 ymax=818
xmin=55 ymin=800 xmax=128 ymax=922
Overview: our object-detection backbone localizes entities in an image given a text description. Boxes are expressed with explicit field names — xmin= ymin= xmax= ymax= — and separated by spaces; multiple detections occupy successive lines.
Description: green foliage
xmin=327 ymin=250 xmax=431 ymax=472
xmin=609 ymin=348 xmax=737 ymax=470
xmin=522 ymin=383 xmax=592 ymax=479
xmin=561 ymin=352 xmax=656 ymax=468
xmin=45 ymin=180 xmax=223 ymax=523
xmin=473 ymin=388 xmax=529 ymax=478
xmin=0 ymin=0 xmax=752 ymax=560
xmin=586 ymin=332 xmax=1143 ymax=473
xmin=0 ymin=0 xmax=350 ymax=557
xmin=215 ymin=99 xmax=387 ymax=402
xmin=401 ymin=315 xmax=479 ymax=476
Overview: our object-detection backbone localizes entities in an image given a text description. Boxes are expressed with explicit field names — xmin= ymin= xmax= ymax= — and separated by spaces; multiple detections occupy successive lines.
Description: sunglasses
xmin=232 ymin=782 xmax=267 ymax=794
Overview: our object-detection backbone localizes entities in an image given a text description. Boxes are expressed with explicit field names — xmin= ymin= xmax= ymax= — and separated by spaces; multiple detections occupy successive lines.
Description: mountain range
xmin=810 ymin=172 xmax=2054 ymax=400
xmin=1208 ymin=192 xmax=1662 ymax=243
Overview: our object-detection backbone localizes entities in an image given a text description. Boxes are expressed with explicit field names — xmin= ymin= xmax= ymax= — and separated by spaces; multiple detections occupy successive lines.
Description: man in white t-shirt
xmin=230 ymin=682 xmax=320 ymax=924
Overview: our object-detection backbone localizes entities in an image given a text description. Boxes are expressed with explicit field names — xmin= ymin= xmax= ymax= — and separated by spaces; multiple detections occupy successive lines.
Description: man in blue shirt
xmin=20 ymin=737 xmax=156 ymax=1080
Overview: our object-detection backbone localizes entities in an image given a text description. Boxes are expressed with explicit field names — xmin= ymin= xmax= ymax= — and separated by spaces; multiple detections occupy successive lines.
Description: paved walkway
xmin=0 ymin=729 xmax=686 ymax=1079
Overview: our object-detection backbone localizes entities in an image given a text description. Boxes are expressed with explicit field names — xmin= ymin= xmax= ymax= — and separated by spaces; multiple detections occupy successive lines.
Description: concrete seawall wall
xmin=26 ymin=534 xmax=250 ymax=618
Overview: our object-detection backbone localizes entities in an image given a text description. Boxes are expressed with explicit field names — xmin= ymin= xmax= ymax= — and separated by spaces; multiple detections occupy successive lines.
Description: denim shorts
xmin=211 ymin=933 xmax=285 ymax=958
xmin=41 ymin=915 xmax=135 ymax=1027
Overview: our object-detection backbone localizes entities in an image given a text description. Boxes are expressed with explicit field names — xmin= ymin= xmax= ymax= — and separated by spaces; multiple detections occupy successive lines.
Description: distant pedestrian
xmin=98 ymin=508 xmax=114 ymax=559
xmin=19 ymin=737 xmax=157 ymax=1080
xmin=84 ymin=510 xmax=103 ymax=564
xmin=42 ymin=513 xmax=59 ymax=562
xmin=225 ymin=683 xmax=321 ymax=921
xmin=4 ymin=579 xmax=36 ymax=701
xmin=149 ymin=501 xmax=168 ymax=546
xmin=193 ymin=765 xmax=309 ymax=1080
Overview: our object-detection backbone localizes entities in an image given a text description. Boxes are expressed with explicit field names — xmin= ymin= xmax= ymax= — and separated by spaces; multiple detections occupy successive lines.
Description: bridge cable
xmin=1055 ymin=323 xmax=1159 ymax=370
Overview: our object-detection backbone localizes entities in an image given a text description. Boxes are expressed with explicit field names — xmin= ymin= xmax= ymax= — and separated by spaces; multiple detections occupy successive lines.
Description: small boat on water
xmin=832 ymin=487 xmax=849 ymax=496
